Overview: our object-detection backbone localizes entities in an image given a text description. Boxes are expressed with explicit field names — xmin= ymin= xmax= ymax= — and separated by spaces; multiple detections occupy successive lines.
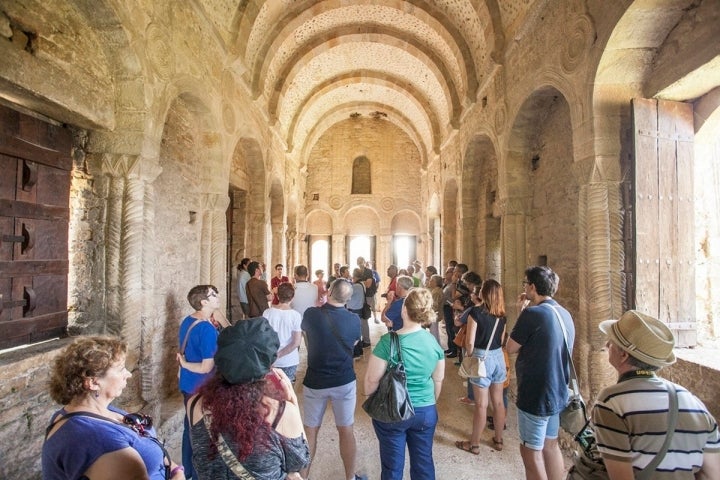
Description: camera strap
xmin=44 ymin=410 xmax=172 ymax=479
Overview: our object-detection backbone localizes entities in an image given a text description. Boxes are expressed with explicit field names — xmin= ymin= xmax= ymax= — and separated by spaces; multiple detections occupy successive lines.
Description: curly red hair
xmin=197 ymin=374 xmax=283 ymax=460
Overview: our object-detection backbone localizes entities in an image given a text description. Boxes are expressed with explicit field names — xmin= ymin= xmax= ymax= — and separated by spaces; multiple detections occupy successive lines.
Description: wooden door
xmin=0 ymin=105 xmax=71 ymax=349
xmin=632 ymin=98 xmax=695 ymax=346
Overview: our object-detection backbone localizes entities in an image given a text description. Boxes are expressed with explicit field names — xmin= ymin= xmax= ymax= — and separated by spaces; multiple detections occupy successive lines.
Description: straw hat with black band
xmin=599 ymin=310 xmax=676 ymax=368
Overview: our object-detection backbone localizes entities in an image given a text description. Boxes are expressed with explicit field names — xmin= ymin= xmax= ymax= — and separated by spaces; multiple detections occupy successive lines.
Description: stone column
xmin=271 ymin=222 xmax=286 ymax=266
xmin=578 ymin=180 xmax=626 ymax=399
xmin=102 ymin=153 xmax=161 ymax=410
xmin=500 ymin=196 xmax=529 ymax=326
xmin=331 ymin=233 xmax=345 ymax=264
xmin=459 ymin=215 xmax=478 ymax=271
xmin=201 ymin=193 xmax=230 ymax=290
xmin=377 ymin=233 xmax=392 ymax=277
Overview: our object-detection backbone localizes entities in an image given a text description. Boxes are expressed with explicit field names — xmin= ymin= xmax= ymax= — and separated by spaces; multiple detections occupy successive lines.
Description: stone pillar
xmin=331 ymin=233 xmax=345 ymax=264
xmin=201 ymin=193 xmax=230 ymax=290
xmin=102 ymin=153 xmax=161 ymax=410
xmin=271 ymin=222 xmax=286 ymax=265
xmin=500 ymin=197 xmax=529 ymax=326
xmin=578 ymin=180 xmax=626 ymax=399
xmin=460 ymin=215 xmax=478 ymax=272
xmin=378 ymin=233 xmax=393 ymax=277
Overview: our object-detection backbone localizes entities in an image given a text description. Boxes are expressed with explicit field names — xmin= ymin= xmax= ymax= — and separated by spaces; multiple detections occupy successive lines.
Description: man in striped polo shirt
xmin=593 ymin=310 xmax=720 ymax=479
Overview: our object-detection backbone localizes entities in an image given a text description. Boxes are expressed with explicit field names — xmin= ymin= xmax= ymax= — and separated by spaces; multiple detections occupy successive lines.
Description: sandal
xmin=455 ymin=440 xmax=481 ymax=455
xmin=491 ymin=437 xmax=504 ymax=451
xmin=457 ymin=396 xmax=475 ymax=405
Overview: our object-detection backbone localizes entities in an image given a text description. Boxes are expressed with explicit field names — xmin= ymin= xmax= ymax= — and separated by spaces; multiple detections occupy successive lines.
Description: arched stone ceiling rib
xmin=225 ymin=0 xmax=499 ymax=165
xmin=267 ymin=35 xmax=454 ymax=131
xmin=238 ymin=0 xmax=483 ymax=98
xmin=286 ymin=71 xmax=435 ymax=153
xmin=249 ymin=5 xmax=469 ymax=103
xmin=294 ymin=82 xmax=436 ymax=153
xmin=296 ymin=101 xmax=429 ymax=161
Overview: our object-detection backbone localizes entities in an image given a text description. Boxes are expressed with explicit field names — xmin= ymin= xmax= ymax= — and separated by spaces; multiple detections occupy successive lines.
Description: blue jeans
xmin=372 ymin=404 xmax=438 ymax=480
xmin=182 ymin=392 xmax=195 ymax=479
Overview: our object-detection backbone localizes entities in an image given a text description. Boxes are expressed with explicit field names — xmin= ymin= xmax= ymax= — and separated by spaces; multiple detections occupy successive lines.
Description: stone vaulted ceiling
xmin=198 ymin=0 xmax=523 ymax=158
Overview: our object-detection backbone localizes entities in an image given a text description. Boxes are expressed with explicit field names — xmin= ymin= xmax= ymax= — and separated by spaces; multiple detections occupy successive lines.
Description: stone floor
xmin=168 ymin=317 xmax=573 ymax=479
xmin=297 ymin=319 xmax=538 ymax=480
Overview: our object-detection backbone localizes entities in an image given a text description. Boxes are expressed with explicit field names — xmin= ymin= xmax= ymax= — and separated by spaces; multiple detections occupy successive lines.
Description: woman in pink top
xmin=313 ymin=269 xmax=328 ymax=306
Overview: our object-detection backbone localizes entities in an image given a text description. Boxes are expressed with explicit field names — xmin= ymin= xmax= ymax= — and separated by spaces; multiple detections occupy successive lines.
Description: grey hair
xmin=329 ymin=278 xmax=353 ymax=303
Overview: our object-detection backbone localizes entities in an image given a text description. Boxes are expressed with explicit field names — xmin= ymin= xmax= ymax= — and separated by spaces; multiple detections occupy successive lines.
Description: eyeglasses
xmin=206 ymin=291 xmax=218 ymax=299
xmin=123 ymin=413 xmax=153 ymax=436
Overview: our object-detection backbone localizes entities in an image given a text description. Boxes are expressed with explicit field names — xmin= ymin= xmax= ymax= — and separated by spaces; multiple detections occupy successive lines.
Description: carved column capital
xmin=101 ymin=153 xmax=162 ymax=183
xmin=201 ymin=193 xmax=230 ymax=212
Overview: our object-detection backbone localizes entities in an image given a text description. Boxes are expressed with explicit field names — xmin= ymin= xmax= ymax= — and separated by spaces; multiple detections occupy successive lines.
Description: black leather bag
xmin=362 ymin=332 xmax=415 ymax=423
xmin=361 ymin=301 xmax=372 ymax=320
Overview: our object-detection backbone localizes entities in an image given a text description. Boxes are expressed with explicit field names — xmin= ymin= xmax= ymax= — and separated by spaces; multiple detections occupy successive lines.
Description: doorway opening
xmin=347 ymin=235 xmax=375 ymax=267
xmin=393 ymin=235 xmax=416 ymax=270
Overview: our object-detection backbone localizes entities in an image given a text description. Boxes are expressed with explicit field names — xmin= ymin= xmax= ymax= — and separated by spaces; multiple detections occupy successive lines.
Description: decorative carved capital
xmin=102 ymin=154 xmax=162 ymax=183
xmin=201 ymin=193 xmax=230 ymax=211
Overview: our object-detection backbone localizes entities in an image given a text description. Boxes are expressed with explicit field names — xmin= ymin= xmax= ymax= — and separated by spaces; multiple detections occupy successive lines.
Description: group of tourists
xmin=40 ymin=257 xmax=720 ymax=480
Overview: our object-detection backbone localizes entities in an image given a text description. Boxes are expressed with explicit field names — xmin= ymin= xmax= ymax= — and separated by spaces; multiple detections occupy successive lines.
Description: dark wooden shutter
xmin=632 ymin=98 xmax=695 ymax=347
xmin=0 ymin=105 xmax=71 ymax=349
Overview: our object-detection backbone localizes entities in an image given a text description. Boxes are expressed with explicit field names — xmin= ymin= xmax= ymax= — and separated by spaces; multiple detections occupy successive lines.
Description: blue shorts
xmin=468 ymin=348 xmax=506 ymax=389
xmin=302 ymin=381 xmax=356 ymax=427
xmin=517 ymin=409 xmax=559 ymax=450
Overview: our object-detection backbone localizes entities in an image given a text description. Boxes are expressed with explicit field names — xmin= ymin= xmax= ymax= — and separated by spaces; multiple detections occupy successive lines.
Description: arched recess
xmin=442 ymin=179 xmax=459 ymax=264
xmin=590 ymin=1 xmax=720 ymax=404
xmin=461 ymin=135 xmax=501 ymax=279
xmin=230 ymin=137 xmax=267 ymax=262
xmin=344 ymin=206 xmax=381 ymax=236
xmin=504 ymin=87 xmax=578 ymax=322
xmin=269 ymin=178 xmax=286 ymax=266
xmin=227 ymin=136 xmax=264 ymax=319
xmin=154 ymin=92 xmax=223 ymax=400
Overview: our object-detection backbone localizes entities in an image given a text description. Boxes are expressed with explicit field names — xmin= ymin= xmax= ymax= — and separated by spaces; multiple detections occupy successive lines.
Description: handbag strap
xmin=543 ymin=303 xmax=580 ymax=394
xmin=202 ymin=415 xmax=256 ymax=480
xmin=637 ymin=382 xmax=678 ymax=479
xmin=321 ymin=308 xmax=354 ymax=357
xmin=180 ymin=318 xmax=203 ymax=354
xmin=474 ymin=316 xmax=500 ymax=354
xmin=388 ymin=331 xmax=402 ymax=366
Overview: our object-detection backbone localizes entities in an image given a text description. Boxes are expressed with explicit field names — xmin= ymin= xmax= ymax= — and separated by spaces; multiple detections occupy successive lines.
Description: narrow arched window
xmin=351 ymin=156 xmax=371 ymax=194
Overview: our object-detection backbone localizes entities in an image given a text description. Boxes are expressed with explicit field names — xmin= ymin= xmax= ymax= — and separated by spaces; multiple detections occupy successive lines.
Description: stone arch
xmin=269 ymin=178 xmax=286 ymax=265
xmin=586 ymin=1 xmax=720 ymax=398
xmin=153 ymin=91 xmax=226 ymax=400
xmin=352 ymin=156 xmax=372 ymax=194
xmin=391 ymin=210 xmax=422 ymax=235
xmin=504 ymin=86 xmax=578 ymax=319
xmin=343 ymin=206 xmax=381 ymax=235
xmin=461 ymin=134 xmax=501 ymax=279
xmin=229 ymin=137 xmax=267 ymax=262
xmin=442 ymin=178 xmax=459 ymax=264
xmin=306 ymin=209 xmax=335 ymax=235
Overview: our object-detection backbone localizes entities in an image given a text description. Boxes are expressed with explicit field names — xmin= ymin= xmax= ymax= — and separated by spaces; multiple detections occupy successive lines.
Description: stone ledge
xmin=674 ymin=345 xmax=720 ymax=372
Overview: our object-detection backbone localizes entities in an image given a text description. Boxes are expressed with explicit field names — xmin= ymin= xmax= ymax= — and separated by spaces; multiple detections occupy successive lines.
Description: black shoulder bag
xmin=362 ymin=332 xmax=415 ymax=423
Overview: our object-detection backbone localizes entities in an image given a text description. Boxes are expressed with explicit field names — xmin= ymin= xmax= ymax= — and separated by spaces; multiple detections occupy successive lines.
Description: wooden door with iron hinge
xmin=0 ymin=104 xmax=71 ymax=350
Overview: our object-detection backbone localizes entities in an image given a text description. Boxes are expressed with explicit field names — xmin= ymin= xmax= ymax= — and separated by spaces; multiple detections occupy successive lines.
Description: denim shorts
xmin=468 ymin=348 xmax=506 ymax=389
xmin=517 ymin=409 xmax=559 ymax=450
xmin=302 ymin=381 xmax=356 ymax=427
